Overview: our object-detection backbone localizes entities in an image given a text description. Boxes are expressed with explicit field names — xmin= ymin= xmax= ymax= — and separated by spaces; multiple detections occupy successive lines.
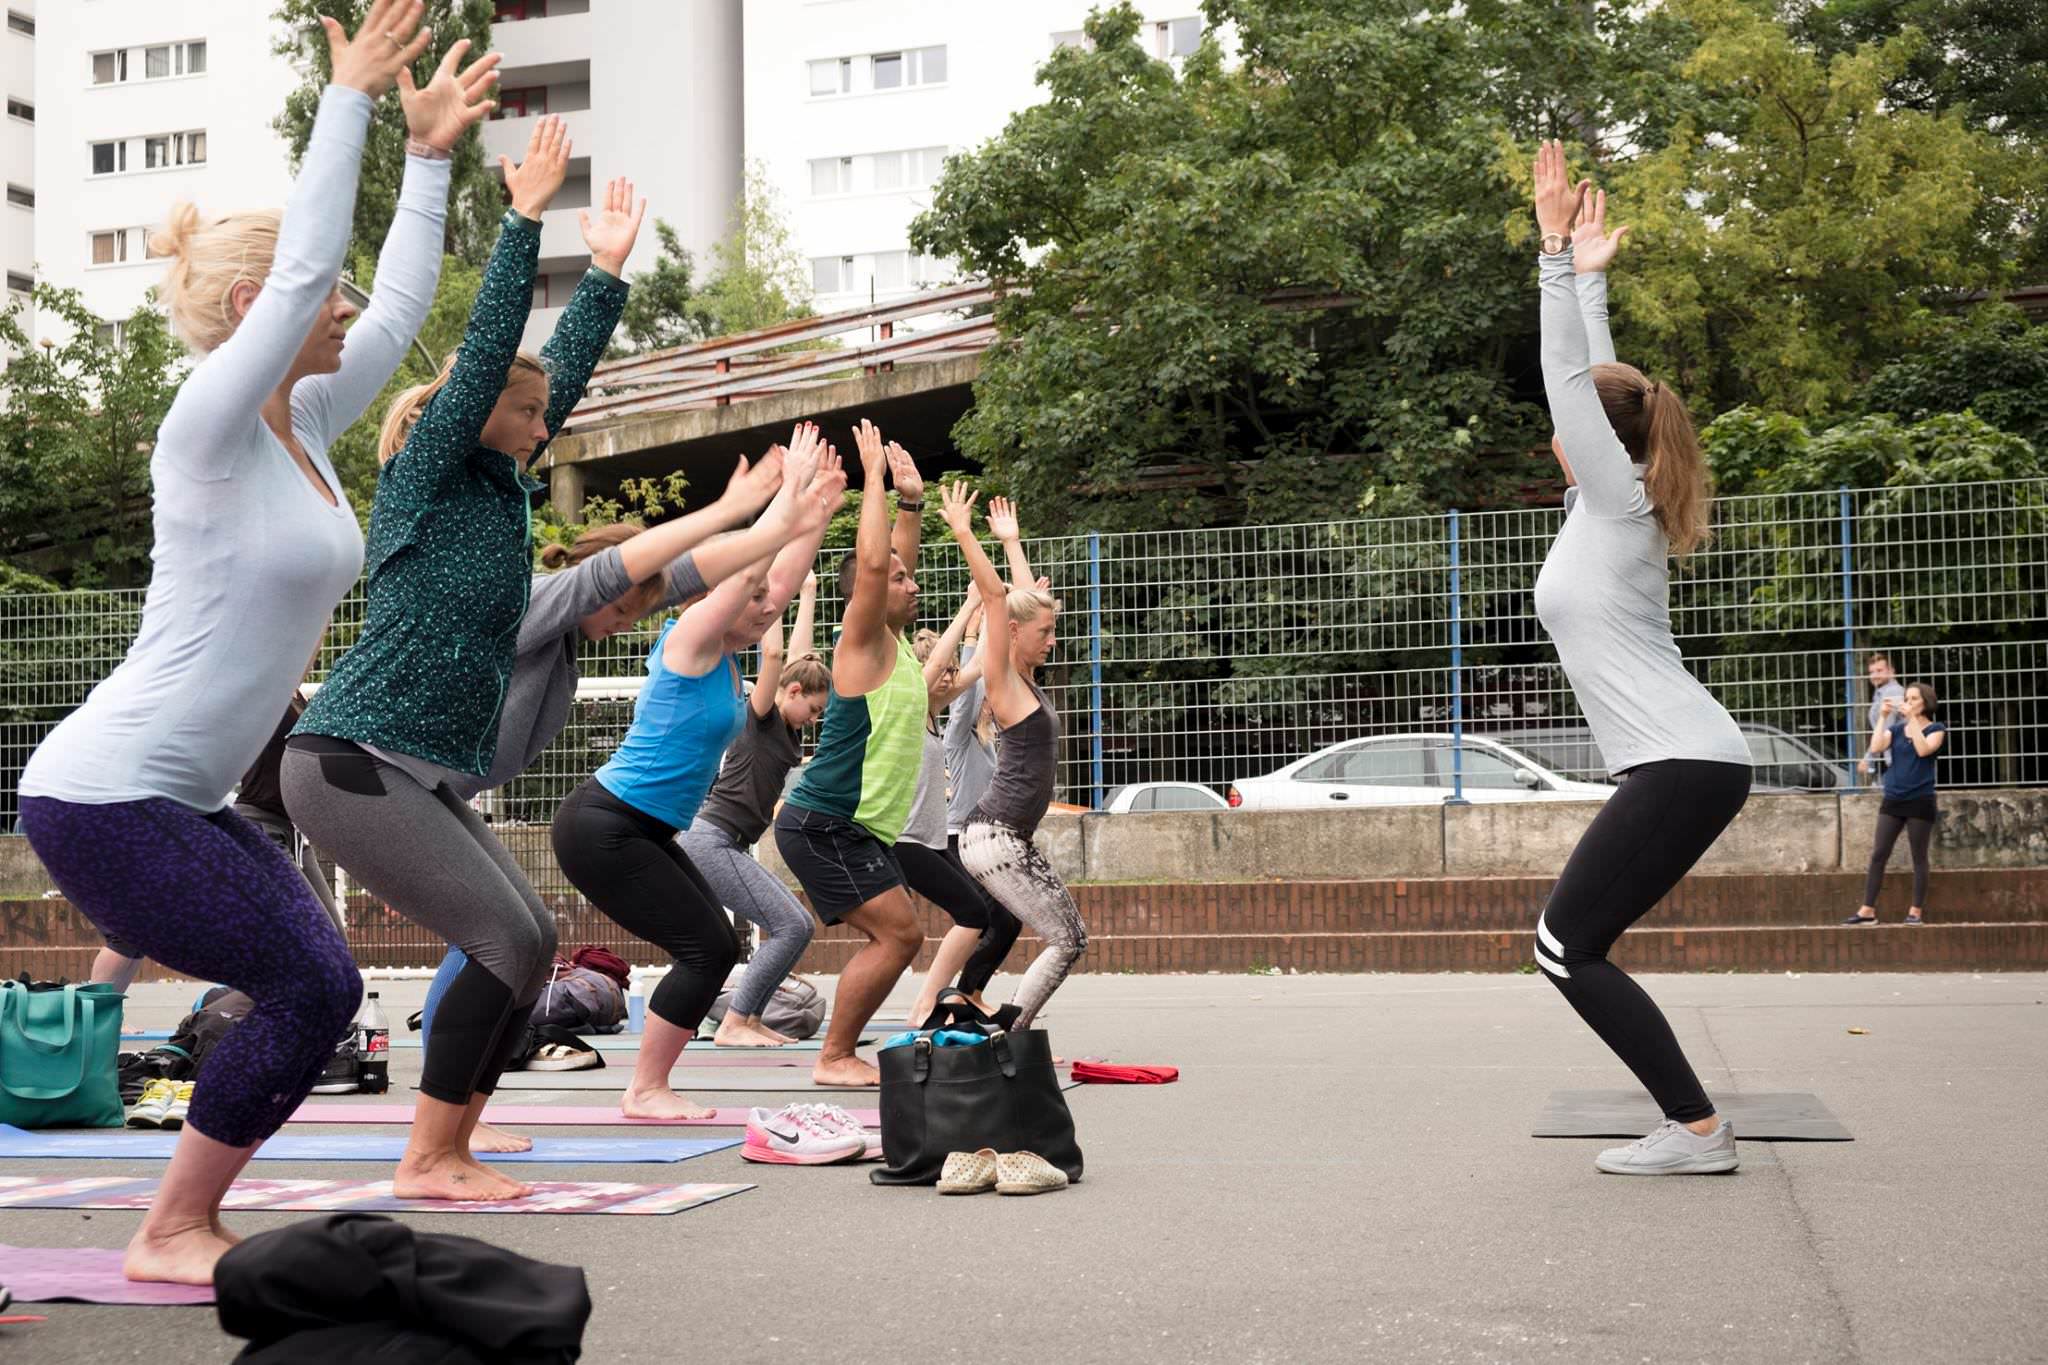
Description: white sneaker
xmin=128 ymin=1078 xmax=177 ymax=1129
xmin=1595 ymin=1119 xmax=1739 ymax=1175
xmin=741 ymin=1104 xmax=866 ymax=1165
xmin=799 ymin=1103 xmax=881 ymax=1160
xmin=161 ymin=1081 xmax=195 ymax=1132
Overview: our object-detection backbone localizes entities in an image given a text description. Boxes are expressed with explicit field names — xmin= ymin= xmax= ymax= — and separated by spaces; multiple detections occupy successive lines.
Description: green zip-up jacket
xmin=295 ymin=210 xmax=628 ymax=775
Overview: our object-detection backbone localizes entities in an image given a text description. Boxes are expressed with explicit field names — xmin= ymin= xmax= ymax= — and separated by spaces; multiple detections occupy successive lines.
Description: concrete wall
xmin=6 ymin=788 xmax=2047 ymax=899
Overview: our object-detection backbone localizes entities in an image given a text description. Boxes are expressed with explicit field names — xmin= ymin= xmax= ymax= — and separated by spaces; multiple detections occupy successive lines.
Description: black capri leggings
xmin=551 ymin=778 xmax=740 ymax=1032
xmin=894 ymin=837 xmax=994 ymax=930
xmin=1864 ymin=800 xmax=1936 ymax=908
xmin=951 ymin=834 xmax=1022 ymax=995
xmin=1534 ymin=759 xmax=1751 ymax=1124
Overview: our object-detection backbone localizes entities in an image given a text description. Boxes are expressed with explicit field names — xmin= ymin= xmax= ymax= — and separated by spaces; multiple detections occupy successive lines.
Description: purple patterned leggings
xmin=20 ymin=795 xmax=362 ymax=1148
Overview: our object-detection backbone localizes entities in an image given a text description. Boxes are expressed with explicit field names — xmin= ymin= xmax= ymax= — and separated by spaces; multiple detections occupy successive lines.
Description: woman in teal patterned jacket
xmin=284 ymin=115 xmax=644 ymax=1203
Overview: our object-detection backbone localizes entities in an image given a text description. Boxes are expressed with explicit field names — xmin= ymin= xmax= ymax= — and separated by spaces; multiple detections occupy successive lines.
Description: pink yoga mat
xmin=0 ymin=1176 xmax=752 ymax=1216
xmin=291 ymin=1103 xmax=881 ymax=1127
xmin=0 ymin=1245 xmax=214 ymax=1305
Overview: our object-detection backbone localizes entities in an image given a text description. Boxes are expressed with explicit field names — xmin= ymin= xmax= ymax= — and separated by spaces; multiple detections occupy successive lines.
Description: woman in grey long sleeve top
xmin=1526 ymin=143 xmax=1752 ymax=1179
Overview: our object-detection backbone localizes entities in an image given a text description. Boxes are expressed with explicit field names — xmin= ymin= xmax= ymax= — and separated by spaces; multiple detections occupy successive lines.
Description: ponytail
xmin=1592 ymin=364 xmax=1712 ymax=563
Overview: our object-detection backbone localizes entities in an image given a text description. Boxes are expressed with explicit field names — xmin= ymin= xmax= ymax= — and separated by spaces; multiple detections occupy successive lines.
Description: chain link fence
xmin=6 ymin=478 xmax=2046 ymax=924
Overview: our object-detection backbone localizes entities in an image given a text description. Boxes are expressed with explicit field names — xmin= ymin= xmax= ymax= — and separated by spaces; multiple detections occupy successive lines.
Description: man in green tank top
xmin=773 ymin=420 xmax=928 ymax=1087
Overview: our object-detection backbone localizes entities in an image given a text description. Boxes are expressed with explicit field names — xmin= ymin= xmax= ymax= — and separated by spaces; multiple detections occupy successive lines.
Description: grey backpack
xmin=532 ymin=964 xmax=626 ymax=1033
xmin=704 ymin=976 xmax=825 ymax=1040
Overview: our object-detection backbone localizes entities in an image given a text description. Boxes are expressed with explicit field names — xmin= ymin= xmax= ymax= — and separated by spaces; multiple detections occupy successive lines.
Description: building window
xmin=494 ymin=0 xmax=544 ymax=19
xmin=871 ymin=46 xmax=945 ymax=89
xmin=145 ymin=45 xmax=172 ymax=80
xmin=180 ymin=41 xmax=206 ymax=75
xmin=97 ymin=320 xmax=127 ymax=349
xmin=91 ymin=230 xmax=130 ymax=266
xmin=809 ymin=156 xmax=852 ymax=196
xmin=811 ymin=256 xmax=851 ymax=293
xmin=6 ymin=11 xmax=32 ymax=37
xmin=5 ymin=97 xmax=30 ymax=122
xmin=145 ymin=135 xmax=170 ymax=169
xmin=6 ymin=271 xmax=31 ymax=295
xmin=6 ymin=182 xmax=31 ymax=208
xmin=92 ymin=50 xmax=128 ymax=84
xmin=496 ymin=87 xmax=546 ymax=119
xmin=179 ymin=131 xmax=207 ymax=165
xmin=808 ymin=58 xmax=851 ymax=96
xmin=1156 ymin=17 xmax=1201 ymax=58
xmin=1051 ymin=30 xmax=1089 ymax=51
xmin=91 ymin=141 xmax=127 ymax=175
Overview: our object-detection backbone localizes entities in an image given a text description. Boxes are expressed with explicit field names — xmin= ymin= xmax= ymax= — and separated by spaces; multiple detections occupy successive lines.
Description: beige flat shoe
xmin=937 ymin=1148 xmax=999 ymax=1194
xmin=995 ymin=1150 xmax=1069 ymax=1195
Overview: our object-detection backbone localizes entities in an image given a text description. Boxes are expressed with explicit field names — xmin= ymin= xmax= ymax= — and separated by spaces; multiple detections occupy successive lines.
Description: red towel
xmin=1071 ymin=1061 xmax=1178 ymax=1084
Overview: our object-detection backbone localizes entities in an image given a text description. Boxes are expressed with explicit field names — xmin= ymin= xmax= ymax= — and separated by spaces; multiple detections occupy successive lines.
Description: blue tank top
xmin=594 ymin=623 xmax=746 ymax=831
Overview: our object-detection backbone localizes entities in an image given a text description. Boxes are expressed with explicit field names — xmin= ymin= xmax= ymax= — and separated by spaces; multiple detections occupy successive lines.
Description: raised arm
xmin=1533 ymin=142 xmax=1640 ymax=518
xmin=832 ymin=419 xmax=900 ymax=696
xmin=1870 ymin=702 xmax=1895 ymax=754
xmin=532 ymin=176 xmax=644 ymax=457
xmin=939 ymin=482 xmax=1031 ymax=724
xmin=751 ymin=615 xmax=786 ymax=718
xmin=389 ymin=116 xmax=567 ymax=480
xmin=985 ymin=496 xmax=1035 ymax=588
xmin=629 ymin=450 xmax=784 ymax=592
xmin=923 ymin=584 xmax=982 ymax=706
xmin=685 ymin=428 xmax=839 ymax=592
xmin=887 ymin=441 xmax=924 ymax=571
xmin=295 ymin=41 xmax=498 ymax=442
xmin=789 ymin=571 xmax=819 ymax=660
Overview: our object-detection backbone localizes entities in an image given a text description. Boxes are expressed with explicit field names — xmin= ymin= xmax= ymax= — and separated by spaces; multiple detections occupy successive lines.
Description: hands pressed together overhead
xmin=1532 ymin=139 xmax=1630 ymax=273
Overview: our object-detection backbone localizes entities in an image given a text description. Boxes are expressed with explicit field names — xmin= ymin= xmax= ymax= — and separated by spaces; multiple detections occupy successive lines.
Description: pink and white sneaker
xmin=800 ymin=1103 xmax=883 ymax=1161
xmin=742 ymin=1104 xmax=867 ymax=1165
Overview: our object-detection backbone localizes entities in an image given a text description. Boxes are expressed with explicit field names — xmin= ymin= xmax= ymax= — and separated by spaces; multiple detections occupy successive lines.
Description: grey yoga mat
xmin=451 ymin=1070 xmax=1083 ymax=1095
xmin=1532 ymin=1091 xmax=1853 ymax=1141
xmin=390 ymin=1035 xmax=875 ymax=1052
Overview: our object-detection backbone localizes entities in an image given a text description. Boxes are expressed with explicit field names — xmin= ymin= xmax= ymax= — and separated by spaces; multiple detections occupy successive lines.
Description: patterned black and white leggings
xmin=959 ymin=819 xmax=1088 ymax=1027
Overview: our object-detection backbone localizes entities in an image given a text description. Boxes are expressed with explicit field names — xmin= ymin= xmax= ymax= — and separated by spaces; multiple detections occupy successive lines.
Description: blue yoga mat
xmin=0 ymin=1125 xmax=737 ymax=1165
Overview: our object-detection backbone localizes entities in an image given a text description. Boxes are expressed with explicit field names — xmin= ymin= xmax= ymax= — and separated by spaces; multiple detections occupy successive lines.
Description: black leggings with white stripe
xmin=1534 ymin=759 xmax=1751 ymax=1123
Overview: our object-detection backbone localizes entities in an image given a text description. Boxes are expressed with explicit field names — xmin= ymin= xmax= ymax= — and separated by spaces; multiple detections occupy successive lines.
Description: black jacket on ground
xmin=214 ymin=1212 xmax=591 ymax=1363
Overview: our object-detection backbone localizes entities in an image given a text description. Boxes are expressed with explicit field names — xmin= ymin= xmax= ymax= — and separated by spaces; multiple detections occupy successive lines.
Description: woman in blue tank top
xmin=550 ymin=446 xmax=845 ymax=1121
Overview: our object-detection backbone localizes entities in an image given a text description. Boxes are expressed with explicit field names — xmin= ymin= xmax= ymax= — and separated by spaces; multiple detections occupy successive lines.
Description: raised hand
xmin=1532 ymin=139 xmax=1583 ymax=241
xmin=782 ymin=421 xmax=824 ymax=490
xmin=939 ymin=480 xmax=979 ymax=536
xmin=399 ymin=38 xmax=498 ymax=151
xmin=502 ymin=114 xmax=571 ymax=221
xmin=326 ymin=0 xmax=431 ymax=100
xmin=793 ymin=458 xmax=851 ymax=536
xmin=717 ymin=449 xmax=783 ymax=517
xmin=886 ymin=441 xmax=924 ymax=504
xmin=851 ymin=418 xmax=887 ymax=472
xmin=1570 ymin=184 xmax=1631 ymax=275
xmin=581 ymin=176 xmax=649 ymax=278
xmin=986 ymin=495 xmax=1021 ymax=542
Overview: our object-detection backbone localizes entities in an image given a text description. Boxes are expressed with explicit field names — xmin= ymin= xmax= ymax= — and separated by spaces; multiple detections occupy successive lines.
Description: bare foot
xmin=459 ymin=1151 xmax=534 ymax=1200
xmin=124 ymin=1223 xmax=236 ymax=1285
xmin=393 ymin=1149 xmax=528 ymax=1202
xmin=209 ymin=1217 xmax=242 ymax=1247
xmin=470 ymin=1120 xmax=534 ymax=1153
xmin=622 ymin=1086 xmax=717 ymax=1121
xmin=712 ymin=1018 xmax=796 ymax=1047
xmin=812 ymin=1055 xmax=880 ymax=1087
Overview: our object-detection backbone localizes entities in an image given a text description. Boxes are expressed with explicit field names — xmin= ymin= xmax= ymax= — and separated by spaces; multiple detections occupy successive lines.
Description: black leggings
xmin=1534 ymin=759 xmax=1751 ymax=1124
xmin=1864 ymin=805 xmax=1935 ymax=908
xmin=950 ymin=833 xmax=1022 ymax=995
xmin=894 ymin=838 xmax=994 ymax=930
xmin=551 ymin=779 xmax=740 ymax=1032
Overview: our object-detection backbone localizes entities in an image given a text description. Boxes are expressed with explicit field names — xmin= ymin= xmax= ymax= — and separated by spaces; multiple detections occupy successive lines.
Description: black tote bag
xmin=869 ymin=1028 xmax=1082 ymax=1186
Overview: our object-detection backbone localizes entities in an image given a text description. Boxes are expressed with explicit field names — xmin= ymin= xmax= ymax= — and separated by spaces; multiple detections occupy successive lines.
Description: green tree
xmin=271 ymin=0 xmax=502 ymax=269
xmin=1601 ymin=0 xmax=2043 ymax=417
xmin=0 ymin=286 xmax=188 ymax=586
xmin=1786 ymin=0 xmax=2048 ymax=138
xmin=1859 ymin=304 xmax=2048 ymax=450
xmin=613 ymin=221 xmax=715 ymax=353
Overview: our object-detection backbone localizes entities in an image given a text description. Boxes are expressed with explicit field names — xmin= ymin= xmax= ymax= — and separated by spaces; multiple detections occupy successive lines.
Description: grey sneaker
xmin=1595 ymin=1119 xmax=1739 ymax=1175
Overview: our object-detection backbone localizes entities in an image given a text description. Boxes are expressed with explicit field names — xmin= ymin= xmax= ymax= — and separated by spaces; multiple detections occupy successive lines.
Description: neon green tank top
xmin=785 ymin=635 xmax=926 ymax=842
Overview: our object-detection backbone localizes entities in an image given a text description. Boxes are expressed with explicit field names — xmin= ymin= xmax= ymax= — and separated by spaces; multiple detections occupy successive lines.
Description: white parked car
xmin=1227 ymin=734 xmax=1615 ymax=810
xmin=1102 ymin=782 xmax=1230 ymax=814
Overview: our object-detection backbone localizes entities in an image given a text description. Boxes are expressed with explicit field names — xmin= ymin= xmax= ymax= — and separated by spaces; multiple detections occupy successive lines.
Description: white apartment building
xmin=4 ymin=0 xmax=34 ymax=333
xmin=487 ymin=0 xmax=741 ymax=349
xmin=31 ymin=0 xmax=296 ymax=348
xmin=745 ymin=1 xmax=1221 ymax=316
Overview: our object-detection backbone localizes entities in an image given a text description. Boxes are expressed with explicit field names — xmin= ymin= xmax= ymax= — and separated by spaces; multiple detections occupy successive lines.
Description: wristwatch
xmin=405 ymin=138 xmax=452 ymax=161
xmin=898 ymin=499 xmax=924 ymax=514
xmin=1540 ymin=232 xmax=1568 ymax=255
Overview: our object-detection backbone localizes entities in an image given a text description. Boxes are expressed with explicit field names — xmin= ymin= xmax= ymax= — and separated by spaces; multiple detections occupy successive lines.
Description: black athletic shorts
xmin=1879 ymin=795 xmax=1939 ymax=823
xmin=772 ymin=805 xmax=903 ymax=923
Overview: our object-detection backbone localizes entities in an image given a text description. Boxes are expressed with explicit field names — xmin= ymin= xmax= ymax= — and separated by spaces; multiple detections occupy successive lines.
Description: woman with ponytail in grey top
xmin=1527 ymin=141 xmax=1752 ymax=1178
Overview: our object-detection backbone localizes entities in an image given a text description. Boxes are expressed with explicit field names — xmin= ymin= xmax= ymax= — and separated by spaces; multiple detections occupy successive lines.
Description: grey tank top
xmin=970 ymin=681 xmax=1059 ymax=837
xmin=899 ymin=729 xmax=950 ymax=850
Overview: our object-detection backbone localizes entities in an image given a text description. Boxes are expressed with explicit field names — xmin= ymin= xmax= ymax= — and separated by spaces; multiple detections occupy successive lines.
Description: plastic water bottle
xmin=627 ymin=978 xmax=647 ymax=1034
xmin=357 ymin=991 xmax=390 ymax=1094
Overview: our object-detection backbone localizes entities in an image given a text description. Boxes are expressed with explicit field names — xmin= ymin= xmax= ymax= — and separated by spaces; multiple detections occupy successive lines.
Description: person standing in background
xmin=1859 ymin=653 xmax=1905 ymax=780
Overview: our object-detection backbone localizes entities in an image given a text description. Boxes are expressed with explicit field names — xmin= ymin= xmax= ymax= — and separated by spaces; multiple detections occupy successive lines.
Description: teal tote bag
xmin=0 ymin=979 xmax=126 ymax=1129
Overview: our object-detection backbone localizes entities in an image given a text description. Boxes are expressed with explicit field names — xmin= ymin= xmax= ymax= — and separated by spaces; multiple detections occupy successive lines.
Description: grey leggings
xmin=677 ymin=818 xmax=816 ymax=1018
xmin=281 ymin=737 xmax=557 ymax=1104
xmin=236 ymin=806 xmax=342 ymax=935
xmin=959 ymin=820 xmax=1087 ymax=1028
